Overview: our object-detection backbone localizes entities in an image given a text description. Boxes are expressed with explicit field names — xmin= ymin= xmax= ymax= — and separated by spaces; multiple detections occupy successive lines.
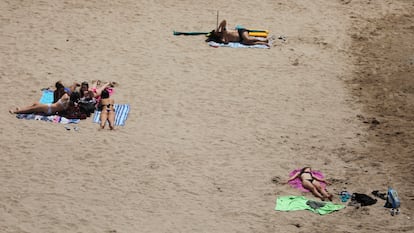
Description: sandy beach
xmin=0 ymin=0 xmax=413 ymax=232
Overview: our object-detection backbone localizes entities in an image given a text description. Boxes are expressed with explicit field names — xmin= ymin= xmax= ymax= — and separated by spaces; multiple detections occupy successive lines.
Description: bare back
xmin=223 ymin=30 xmax=241 ymax=42
xmin=100 ymin=98 xmax=115 ymax=112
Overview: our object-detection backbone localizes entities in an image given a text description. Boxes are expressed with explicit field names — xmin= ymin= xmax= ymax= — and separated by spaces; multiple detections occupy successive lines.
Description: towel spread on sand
xmin=16 ymin=90 xmax=79 ymax=124
xmin=275 ymin=196 xmax=345 ymax=215
xmin=39 ymin=90 xmax=54 ymax=104
xmin=288 ymin=168 xmax=326 ymax=192
xmin=207 ymin=41 xmax=270 ymax=49
xmin=92 ymin=104 xmax=130 ymax=126
xmin=16 ymin=113 xmax=80 ymax=124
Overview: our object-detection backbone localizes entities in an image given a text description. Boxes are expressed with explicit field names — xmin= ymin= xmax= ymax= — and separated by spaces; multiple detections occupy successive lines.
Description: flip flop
xmin=371 ymin=190 xmax=387 ymax=200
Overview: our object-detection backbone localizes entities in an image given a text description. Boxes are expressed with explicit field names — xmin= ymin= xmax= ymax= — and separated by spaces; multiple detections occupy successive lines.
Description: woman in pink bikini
xmin=79 ymin=80 xmax=117 ymax=100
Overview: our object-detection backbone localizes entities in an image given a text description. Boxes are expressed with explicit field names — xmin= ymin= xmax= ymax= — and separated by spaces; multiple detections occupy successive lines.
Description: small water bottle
xmin=340 ymin=188 xmax=350 ymax=202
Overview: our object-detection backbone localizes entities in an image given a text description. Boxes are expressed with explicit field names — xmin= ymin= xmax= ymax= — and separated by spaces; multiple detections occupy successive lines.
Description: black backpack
xmin=79 ymin=101 xmax=96 ymax=117
xmin=352 ymin=193 xmax=377 ymax=206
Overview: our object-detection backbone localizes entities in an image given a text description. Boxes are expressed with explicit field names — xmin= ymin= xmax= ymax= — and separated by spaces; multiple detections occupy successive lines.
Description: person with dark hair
xmin=78 ymin=80 xmax=118 ymax=116
xmin=53 ymin=81 xmax=80 ymax=103
xmin=53 ymin=81 xmax=66 ymax=103
xmin=80 ymin=80 xmax=117 ymax=100
xmin=78 ymin=81 xmax=96 ymax=116
xmin=98 ymin=89 xmax=115 ymax=130
xmin=286 ymin=167 xmax=333 ymax=201
xmin=60 ymin=91 xmax=88 ymax=119
xmin=206 ymin=20 xmax=271 ymax=46
xmin=79 ymin=81 xmax=94 ymax=100
xmin=69 ymin=91 xmax=80 ymax=105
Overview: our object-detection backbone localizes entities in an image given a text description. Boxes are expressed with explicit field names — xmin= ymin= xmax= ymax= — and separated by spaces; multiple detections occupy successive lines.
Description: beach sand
xmin=0 ymin=0 xmax=413 ymax=232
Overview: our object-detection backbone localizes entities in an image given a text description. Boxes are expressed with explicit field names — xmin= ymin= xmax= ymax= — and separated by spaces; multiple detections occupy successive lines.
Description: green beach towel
xmin=275 ymin=196 xmax=345 ymax=215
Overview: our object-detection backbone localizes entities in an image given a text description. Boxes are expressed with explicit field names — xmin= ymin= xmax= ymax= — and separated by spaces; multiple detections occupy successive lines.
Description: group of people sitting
xmin=9 ymin=80 xmax=117 ymax=130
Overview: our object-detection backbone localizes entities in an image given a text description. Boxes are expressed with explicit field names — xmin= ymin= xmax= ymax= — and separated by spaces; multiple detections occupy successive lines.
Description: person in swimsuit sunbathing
xmin=80 ymin=80 xmax=117 ymax=100
xmin=9 ymin=92 xmax=71 ymax=115
xmin=206 ymin=20 xmax=271 ymax=46
xmin=286 ymin=167 xmax=333 ymax=201
xmin=98 ymin=89 xmax=115 ymax=130
xmin=53 ymin=81 xmax=67 ymax=104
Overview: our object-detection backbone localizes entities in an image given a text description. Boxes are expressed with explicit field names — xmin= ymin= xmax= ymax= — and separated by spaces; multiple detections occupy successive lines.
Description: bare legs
xmin=240 ymin=31 xmax=270 ymax=46
xmin=108 ymin=111 xmax=115 ymax=130
xmin=243 ymin=37 xmax=270 ymax=46
xmin=9 ymin=103 xmax=48 ymax=114
xmin=100 ymin=111 xmax=107 ymax=129
xmin=100 ymin=111 xmax=115 ymax=130
xmin=302 ymin=180 xmax=333 ymax=201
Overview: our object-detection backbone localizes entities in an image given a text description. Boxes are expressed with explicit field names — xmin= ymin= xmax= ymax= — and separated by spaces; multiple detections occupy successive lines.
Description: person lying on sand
xmin=53 ymin=81 xmax=79 ymax=103
xmin=10 ymin=90 xmax=88 ymax=120
xmin=79 ymin=80 xmax=118 ymax=105
xmin=286 ymin=167 xmax=333 ymax=201
xmin=10 ymin=92 xmax=71 ymax=115
xmin=206 ymin=20 xmax=272 ymax=46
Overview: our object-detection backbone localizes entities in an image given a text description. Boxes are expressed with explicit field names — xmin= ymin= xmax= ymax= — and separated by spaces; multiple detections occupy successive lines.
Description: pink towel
xmin=91 ymin=87 xmax=115 ymax=95
xmin=92 ymin=87 xmax=115 ymax=104
xmin=288 ymin=168 xmax=326 ymax=192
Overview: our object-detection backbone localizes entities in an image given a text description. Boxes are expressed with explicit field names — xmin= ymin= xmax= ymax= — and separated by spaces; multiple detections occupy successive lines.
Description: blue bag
xmin=385 ymin=187 xmax=400 ymax=216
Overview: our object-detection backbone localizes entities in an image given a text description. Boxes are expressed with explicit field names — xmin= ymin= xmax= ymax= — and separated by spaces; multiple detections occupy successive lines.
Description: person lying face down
xmin=206 ymin=20 xmax=271 ymax=46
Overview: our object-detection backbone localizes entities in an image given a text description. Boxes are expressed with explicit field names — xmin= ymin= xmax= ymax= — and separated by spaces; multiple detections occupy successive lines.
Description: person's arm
xmin=217 ymin=20 xmax=227 ymax=32
xmin=313 ymin=175 xmax=331 ymax=185
xmin=69 ymin=82 xmax=80 ymax=93
xmin=59 ymin=93 xmax=68 ymax=101
xmin=286 ymin=172 xmax=300 ymax=183
xmin=92 ymin=82 xmax=111 ymax=98
xmin=215 ymin=20 xmax=229 ymax=43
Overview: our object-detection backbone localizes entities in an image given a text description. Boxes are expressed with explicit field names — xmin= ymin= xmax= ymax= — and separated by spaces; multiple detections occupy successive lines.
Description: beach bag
xmin=385 ymin=187 xmax=400 ymax=215
xmin=79 ymin=101 xmax=96 ymax=116
xmin=351 ymin=193 xmax=377 ymax=206
xmin=63 ymin=105 xmax=87 ymax=120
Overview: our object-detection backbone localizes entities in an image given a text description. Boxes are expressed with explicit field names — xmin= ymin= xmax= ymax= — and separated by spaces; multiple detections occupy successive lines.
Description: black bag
xmin=352 ymin=193 xmax=377 ymax=206
xmin=63 ymin=105 xmax=87 ymax=120
xmin=79 ymin=102 xmax=96 ymax=116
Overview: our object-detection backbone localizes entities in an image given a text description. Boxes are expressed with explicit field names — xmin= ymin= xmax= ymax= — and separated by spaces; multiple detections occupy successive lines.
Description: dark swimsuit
xmin=237 ymin=29 xmax=248 ymax=42
xmin=99 ymin=103 xmax=113 ymax=113
xmin=300 ymin=171 xmax=315 ymax=183
xmin=105 ymin=104 xmax=113 ymax=113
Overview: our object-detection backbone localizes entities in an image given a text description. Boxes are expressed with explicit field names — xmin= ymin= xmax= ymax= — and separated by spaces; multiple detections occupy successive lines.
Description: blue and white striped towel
xmin=93 ymin=104 xmax=130 ymax=126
